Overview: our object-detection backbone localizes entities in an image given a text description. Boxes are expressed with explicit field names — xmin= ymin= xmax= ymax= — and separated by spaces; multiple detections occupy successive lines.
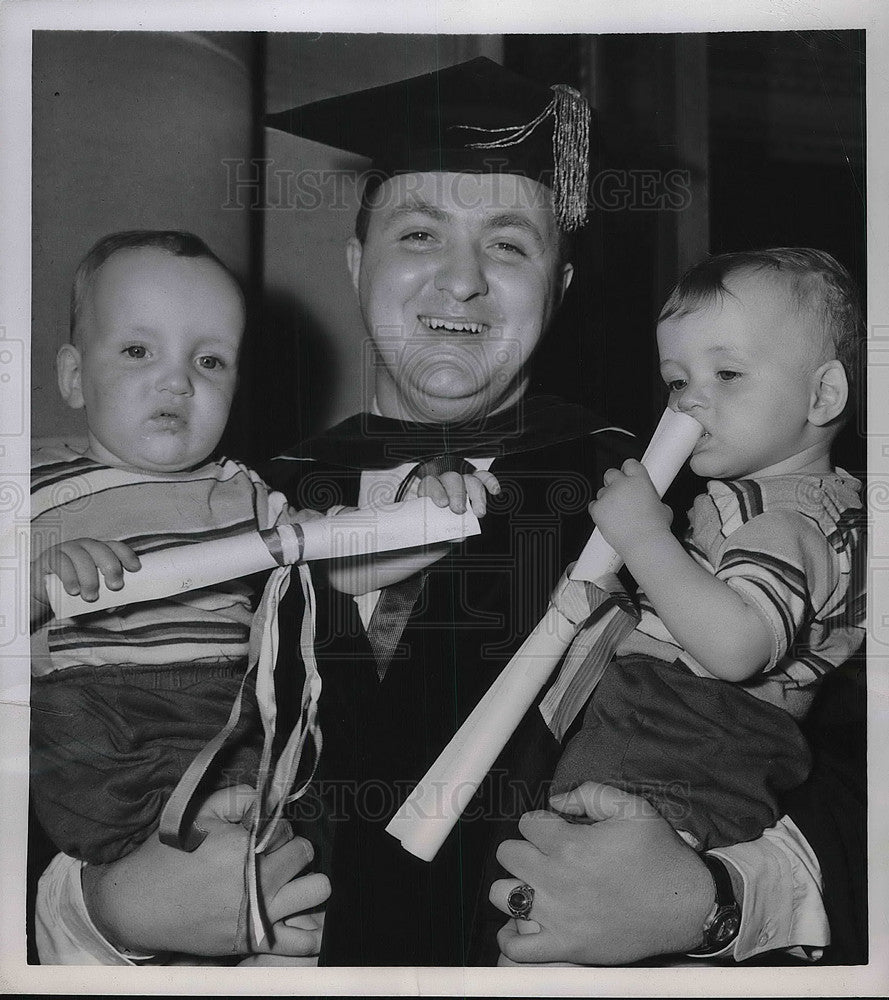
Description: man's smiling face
xmin=347 ymin=171 xmax=573 ymax=423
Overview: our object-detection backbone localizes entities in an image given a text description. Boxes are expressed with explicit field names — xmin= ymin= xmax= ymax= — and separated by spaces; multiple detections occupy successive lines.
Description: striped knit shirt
xmin=618 ymin=472 xmax=865 ymax=719
xmin=31 ymin=445 xmax=290 ymax=677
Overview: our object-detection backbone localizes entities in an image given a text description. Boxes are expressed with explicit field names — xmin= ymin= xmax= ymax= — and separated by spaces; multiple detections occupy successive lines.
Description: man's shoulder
xmin=260 ymin=451 xmax=358 ymax=507
xmin=499 ymin=422 xmax=638 ymax=473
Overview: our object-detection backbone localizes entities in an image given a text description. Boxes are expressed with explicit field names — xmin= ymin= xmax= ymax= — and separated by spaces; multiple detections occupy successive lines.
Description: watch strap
xmin=687 ymin=853 xmax=742 ymax=957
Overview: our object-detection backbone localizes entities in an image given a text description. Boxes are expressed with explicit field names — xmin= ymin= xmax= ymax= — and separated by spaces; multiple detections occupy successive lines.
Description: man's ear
xmin=345 ymin=236 xmax=363 ymax=295
xmin=557 ymin=262 xmax=574 ymax=308
xmin=56 ymin=344 xmax=85 ymax=409
xmin=808 ymin=359 xmax=849 ymax=426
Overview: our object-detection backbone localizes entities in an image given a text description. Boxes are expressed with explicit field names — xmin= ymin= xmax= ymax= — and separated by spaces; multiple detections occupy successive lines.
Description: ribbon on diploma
xmin=158 ymin=560 xmax=320 ymax=951
xmin=45 ymin=497 xmax=481 ymax=619
xmin=385 ymin=408 xmax=702 ymax=863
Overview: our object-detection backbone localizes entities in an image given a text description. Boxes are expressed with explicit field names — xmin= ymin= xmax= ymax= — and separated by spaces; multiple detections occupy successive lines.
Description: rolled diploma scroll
xmin=570 ymin=407 xmax=703 ymax=581
xmin=46 ymin=497 xmax=480 ymax=619
xmin=385 ymin=407 xmax=702 ymax=862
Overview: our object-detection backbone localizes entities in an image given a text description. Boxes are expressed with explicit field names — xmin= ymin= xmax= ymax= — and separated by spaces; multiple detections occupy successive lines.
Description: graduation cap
xmin=265 ymin=56 xmax=593 ymax=231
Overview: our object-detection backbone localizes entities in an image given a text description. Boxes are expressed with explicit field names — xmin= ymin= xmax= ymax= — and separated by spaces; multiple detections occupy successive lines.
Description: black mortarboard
xmin=265 ymin=57 xmax=592 ymax=231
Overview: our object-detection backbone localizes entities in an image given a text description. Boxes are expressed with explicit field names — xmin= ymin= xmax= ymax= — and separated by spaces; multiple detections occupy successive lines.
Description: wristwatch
xmin=687 ymin=853 xmax=742 ymax=957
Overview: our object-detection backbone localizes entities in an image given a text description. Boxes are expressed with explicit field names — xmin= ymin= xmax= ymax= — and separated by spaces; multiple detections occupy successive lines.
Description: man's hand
xmin=418 ymin=469 xmax=500 ymax=516
xmin=490 ymin=782 xmax=714 ymax=966
xmin=588 ymin=460 xmax=672 ymax=557
xmin=81 ymin=785 xmax=329 ymax=960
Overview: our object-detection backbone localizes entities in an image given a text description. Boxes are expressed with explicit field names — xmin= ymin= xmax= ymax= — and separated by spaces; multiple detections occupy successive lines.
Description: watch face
xmin=713 ymin=909 xmax=742 ymax=944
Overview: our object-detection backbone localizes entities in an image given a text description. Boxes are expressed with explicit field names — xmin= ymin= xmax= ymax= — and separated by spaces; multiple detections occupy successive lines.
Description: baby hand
xmin=589 ymin=459 xmax=672 ymax=555
xmin=418 ymin=469 xmax=500 ymax=516
xmin=31 ymin=537 xmax=141 ymax=608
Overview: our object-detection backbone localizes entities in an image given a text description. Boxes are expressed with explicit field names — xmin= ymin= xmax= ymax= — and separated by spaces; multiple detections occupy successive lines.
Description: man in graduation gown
xmin=263 ymin=58 xmax=639 ymax=965
xmin=262 ymin=57 xmax=867 ymax=968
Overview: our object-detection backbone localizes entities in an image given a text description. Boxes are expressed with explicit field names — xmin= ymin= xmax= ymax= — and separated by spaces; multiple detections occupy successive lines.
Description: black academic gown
xmin=265 ymin=396 xmax=639 ymax=966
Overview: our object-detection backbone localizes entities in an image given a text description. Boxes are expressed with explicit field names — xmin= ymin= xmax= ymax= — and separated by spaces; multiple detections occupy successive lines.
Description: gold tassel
xmin=452 ymin=83 xmax=590 ymax=231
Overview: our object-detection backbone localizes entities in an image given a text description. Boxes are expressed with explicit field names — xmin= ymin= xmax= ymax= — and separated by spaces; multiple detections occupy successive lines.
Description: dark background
xmin=503 ymin=32 xmax=866 ymax=479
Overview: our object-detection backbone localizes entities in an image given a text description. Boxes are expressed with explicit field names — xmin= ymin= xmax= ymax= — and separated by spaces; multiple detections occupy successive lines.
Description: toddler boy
xmin=553 ymin=248 xmax=865 ymax=851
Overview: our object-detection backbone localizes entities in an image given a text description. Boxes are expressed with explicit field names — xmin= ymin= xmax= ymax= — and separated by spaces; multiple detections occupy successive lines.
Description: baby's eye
xmin=196 ymin=355 xmax=224 ymax=371
xmin=666 ymin=378 xmax=687 ymax=392
xmin=716 ymin=370 xmax=742 ymax=382
xmin=123 ymin=345 xmax=147 ymax=359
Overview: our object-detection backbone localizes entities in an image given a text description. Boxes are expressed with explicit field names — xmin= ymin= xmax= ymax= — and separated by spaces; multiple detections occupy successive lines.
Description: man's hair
xmin=69 ymin=230 xmax=238 ymax=343
xmin=659 ymin=247 xmax=863 ymax=409
xmin=353 ymin=177 xmax=576 ymax=269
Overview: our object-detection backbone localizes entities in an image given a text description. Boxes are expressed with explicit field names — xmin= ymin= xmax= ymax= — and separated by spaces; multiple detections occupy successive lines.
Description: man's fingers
xmin=264 ymin=871 xmax=331 ymax=925
xmin=494 ymin=836 xmax=545 ymax=884
xmin=516 ymin=808 xmax=575 ymax=854
xmin=549 ymin=781 xmax=659 ymax=823
xmin=260 ymin=816 xmax=296 ymax=854
xmin=488 ymin=876 xmax=544 ymax=922
xmin=195 ymin=783 xmax=255 ymax=823
xmin=497 ymin=920 xmax=563 ymax=964
xmin=264 ymin=920 xmax=324 ymax=957
xmin=259 ymin=835 xmax=317 ymax=900
xmin=238 ymin=953 xmax=318 ymax=966
xmin=282 ymin=911 xmax=324 ymax=931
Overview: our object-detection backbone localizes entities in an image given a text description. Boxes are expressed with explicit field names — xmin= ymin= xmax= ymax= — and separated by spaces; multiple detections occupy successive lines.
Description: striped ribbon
xmin=538 ymin=574 xmax=640 ymax=741
xmin=157 ymin=559 xmax=322 ymax=953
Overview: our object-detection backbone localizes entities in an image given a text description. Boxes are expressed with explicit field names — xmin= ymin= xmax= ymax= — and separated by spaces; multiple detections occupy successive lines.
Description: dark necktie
xmin=366 ymin=453 xmax=476 ymax=679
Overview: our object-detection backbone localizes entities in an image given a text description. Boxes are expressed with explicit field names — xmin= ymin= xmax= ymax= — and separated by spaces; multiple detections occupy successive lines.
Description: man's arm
xmin=712 ymin=816 xmax=828 ymax=963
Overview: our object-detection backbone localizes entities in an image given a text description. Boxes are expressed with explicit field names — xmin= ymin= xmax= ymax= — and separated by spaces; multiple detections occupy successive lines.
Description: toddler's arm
xmin=30 ymin=538 xmax=141 ymax=629
xmin=322 ymin=470 xmax=500 ymax=596
xmin=590 ymin=459 xmax=772 ymax=681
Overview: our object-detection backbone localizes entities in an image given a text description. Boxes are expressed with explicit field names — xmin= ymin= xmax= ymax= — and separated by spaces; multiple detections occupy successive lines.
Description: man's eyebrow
xmin=384 ymin=202 xmax=450 ymax=224
xmin=482 ymin=212 xmax=546 ymax=243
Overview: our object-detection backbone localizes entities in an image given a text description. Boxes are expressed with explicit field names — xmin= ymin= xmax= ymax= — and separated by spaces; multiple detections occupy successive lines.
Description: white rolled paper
xmin=386 ymin=407 xmax=703 ymax=862
xmin=570 ymin=407 xmax=702 ymax=582
xmin=386 ymin=603 xmax=578 ymax=862
xmin=46 ymin=497 xmax=480 ymax=619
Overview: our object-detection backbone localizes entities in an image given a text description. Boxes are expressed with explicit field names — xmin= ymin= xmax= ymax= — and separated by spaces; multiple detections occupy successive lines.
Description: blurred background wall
xmin=32 ymin=31 xmax=261 ymax=449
